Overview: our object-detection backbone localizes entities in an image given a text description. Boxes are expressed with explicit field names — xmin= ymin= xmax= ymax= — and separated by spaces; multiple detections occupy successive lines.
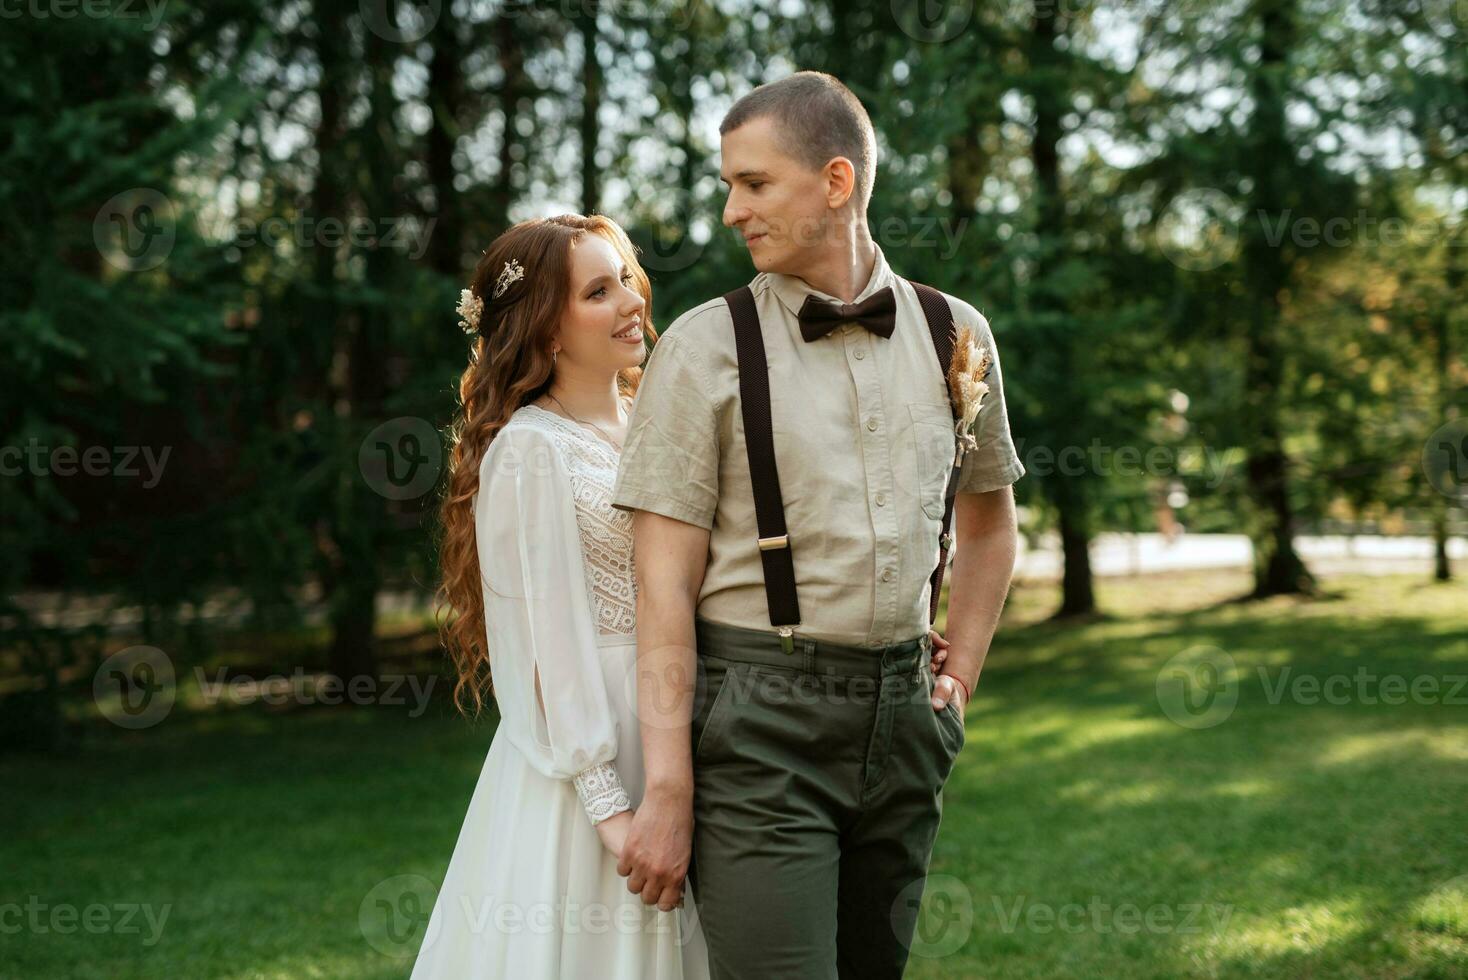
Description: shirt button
xmin=866 ymin=418 xmax=878 ymax=431
xmin=854 ymin=349 xmax=865 ymax=360
xmin=881 ymin=568 xmax=894 ymax=582
xmin=875 ymin=492 xmax=886 ymax=506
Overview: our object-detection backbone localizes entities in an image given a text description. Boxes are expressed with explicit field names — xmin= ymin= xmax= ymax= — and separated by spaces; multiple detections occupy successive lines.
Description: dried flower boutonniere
xmin=946 ymin=322 xmax=993 ymax=463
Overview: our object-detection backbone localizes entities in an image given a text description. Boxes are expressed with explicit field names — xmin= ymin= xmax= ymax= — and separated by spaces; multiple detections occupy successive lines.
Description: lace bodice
xmin=512 ymin=405 xmax=637 ymax=637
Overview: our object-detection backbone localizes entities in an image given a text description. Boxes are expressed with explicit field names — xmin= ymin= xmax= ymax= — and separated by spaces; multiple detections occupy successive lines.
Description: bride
xmin=413 ymin=214 xmax=710 ymax=978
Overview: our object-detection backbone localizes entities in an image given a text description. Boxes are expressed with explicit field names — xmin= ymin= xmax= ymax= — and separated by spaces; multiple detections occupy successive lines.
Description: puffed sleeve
xmin=476 ymin=425 xmax=631 ymax=827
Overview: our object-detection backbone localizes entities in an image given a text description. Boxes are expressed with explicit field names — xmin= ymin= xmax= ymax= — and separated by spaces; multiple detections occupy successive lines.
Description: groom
xmin=611 ymin=71 xmax=1024 ymax=978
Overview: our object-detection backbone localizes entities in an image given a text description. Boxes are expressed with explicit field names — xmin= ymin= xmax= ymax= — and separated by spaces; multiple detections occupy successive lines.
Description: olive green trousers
xmin=687 ymin=616 xmax=966 ymax=980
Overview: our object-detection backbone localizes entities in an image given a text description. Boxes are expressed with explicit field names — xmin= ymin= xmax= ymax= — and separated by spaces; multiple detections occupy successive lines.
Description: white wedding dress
xmin=410 ymin=404 xmax=710 ymax=979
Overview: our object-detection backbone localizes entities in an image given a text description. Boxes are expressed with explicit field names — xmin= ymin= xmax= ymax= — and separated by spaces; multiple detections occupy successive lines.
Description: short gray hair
xmin=720 ymin=71 xmax=877 ymax=206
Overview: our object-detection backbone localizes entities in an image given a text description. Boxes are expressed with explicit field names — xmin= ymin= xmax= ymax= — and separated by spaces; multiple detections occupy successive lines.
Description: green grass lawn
xmin=3 ymin=572 xmax=1465 ymax=978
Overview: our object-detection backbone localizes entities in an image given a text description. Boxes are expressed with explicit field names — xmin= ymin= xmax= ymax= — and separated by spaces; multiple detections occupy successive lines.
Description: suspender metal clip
xmin=777 ymin=625 xmax=796 ymax=655
xmin=758 ymin=534 xmax=790 ymax=552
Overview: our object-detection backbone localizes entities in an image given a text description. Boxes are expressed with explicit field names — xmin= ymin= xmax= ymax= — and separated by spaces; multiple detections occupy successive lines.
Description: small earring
xmin=552 ymin=349 xmax=558 ymax=367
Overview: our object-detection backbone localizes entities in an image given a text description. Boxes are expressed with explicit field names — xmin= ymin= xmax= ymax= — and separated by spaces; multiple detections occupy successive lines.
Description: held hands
xmin=928 ymin=629 xmax=969 ymax=719
xmin=616 ymin=787 xmax=692 ymax=912
xmin=606 ymin=639 xmax=961 ymax=912
xmin=602 ymin=811 xmax=685 ymax=909
xmin=595 ymin=809 xmax=635 ymax=862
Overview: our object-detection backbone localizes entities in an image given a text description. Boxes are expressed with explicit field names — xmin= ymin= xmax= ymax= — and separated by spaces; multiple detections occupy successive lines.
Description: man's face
xmin=720 ymin=116 xmax=835 ymax=278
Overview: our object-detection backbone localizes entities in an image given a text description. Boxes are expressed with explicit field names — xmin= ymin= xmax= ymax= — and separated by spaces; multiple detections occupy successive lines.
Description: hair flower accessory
xmin=946 ymin=323 xmax=993 ymax=462
xmin=456 ymin=288 xmax=483 ymax=335
xmin=493 ymin=258 xmax=525 ymax=299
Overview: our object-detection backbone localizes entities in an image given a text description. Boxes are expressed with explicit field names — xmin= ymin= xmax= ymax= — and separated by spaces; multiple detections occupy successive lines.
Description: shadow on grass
xmin=922 ymin=587 xmax=1468 ymax=979
xmin=6 ymin=575 xmax=1464 ymax=979
xmin=2 ymin=702 xmax=503 ymax=980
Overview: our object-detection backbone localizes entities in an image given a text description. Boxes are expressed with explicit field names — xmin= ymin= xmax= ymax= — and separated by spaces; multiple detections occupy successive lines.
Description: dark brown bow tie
xmin=797 ymin=287 xmax=897 ymax=342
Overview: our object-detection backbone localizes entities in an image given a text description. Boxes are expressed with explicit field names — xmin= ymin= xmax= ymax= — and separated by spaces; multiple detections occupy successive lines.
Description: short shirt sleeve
xmin=611 ymin=321 xmax=721 ymax=529
xmin=947 ymin=299 xmax=1026 ymax=495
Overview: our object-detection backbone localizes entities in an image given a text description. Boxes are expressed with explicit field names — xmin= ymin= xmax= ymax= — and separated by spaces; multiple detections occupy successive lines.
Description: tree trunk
xmin=309 ymin=0 xmax=365 ymax=679
xmin=946 ymin=124 xmax=985 ymax=232
xmin=1431 ymin=245 xmax=1458 ymax=582
xmin=323 ymin=4 xmax=405 ymax=684
xmin=425 ymin=3 xmax=465 ymax=277
xmin=1031 ymin=1 xmax=1097 ymax=617
xmin=328 ymin=566 xmax=379 ymax=683
xmin=578 ymin=12 xmax=601 ymax=215
xmin=309 ymin=0 xmax=346 ymax=345
xmin=1241 ymin=0 xmax=1315 ymax=597
xmin=490 ymin=15 xmax=525 ymax=232
xmin=1244 ymin=434 xmax=1314 ymax=594
xmin=1055 ymin=494 xmax=1096 ymax=617
xmin=1433 ymin=511 xmax=1451 ymax=582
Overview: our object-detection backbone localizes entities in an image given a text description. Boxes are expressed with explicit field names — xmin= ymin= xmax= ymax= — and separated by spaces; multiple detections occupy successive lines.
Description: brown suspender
xmin=909 ymin=281 xmax=962 ymax=625
xmin=725 ymin=286 xmax=803 ymax=640
xmin=723 ymin=279 xmax=960 ymax=644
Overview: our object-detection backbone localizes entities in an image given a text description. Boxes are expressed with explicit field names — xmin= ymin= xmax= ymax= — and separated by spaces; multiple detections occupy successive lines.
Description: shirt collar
xmin=762 ymin=242 xmax=897 ymax=320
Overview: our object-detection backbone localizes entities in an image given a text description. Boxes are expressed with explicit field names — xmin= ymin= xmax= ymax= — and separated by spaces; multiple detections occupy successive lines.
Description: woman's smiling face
xmin=555 ymin=233 xmax=648 ymax=371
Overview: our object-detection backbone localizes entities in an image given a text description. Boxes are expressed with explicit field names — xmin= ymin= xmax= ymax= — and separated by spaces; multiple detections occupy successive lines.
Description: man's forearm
xmin=635 ymin=589 xmax=698 ymax=797
xmin=942 ymin=492 xmax=1019 ymax=693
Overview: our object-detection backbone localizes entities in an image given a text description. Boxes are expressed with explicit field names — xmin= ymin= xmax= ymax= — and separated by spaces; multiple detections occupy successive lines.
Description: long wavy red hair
xmin=436 ymin=215 xmax=655 ymax=717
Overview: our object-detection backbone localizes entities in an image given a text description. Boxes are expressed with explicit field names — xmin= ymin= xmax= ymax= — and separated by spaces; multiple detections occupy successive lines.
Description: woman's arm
xmin=476 ymin=427 xmax=632 ymax=833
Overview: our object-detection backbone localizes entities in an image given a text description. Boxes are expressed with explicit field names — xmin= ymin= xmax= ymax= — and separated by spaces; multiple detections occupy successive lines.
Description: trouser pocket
xmin=692 ymin=657 xmax=741 ymax=762
xmin=913 ymin=665 xmax=965 ymax=788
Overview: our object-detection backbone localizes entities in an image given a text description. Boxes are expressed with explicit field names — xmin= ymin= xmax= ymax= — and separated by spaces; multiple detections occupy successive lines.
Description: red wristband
xmin=940 ymin=672 xmax=970 ymax=705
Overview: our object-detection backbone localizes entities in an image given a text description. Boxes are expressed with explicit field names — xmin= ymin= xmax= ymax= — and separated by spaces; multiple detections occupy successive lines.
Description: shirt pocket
xmin=907 ymin=402 xmax=956 ymax=521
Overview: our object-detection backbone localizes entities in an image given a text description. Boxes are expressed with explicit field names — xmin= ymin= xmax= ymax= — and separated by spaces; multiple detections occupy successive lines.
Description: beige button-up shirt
xmin=611 ymin=245 xmax=1024 ymax=648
